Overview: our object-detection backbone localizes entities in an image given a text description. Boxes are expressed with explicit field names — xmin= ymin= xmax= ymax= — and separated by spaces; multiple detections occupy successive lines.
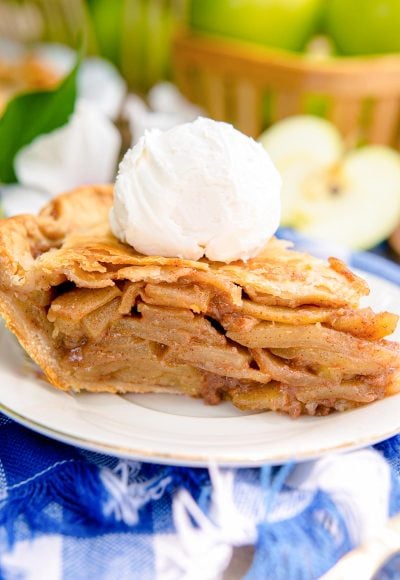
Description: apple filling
xmin=41 ymin=271 xmax=399 ymax=417
xmin=0 ymin=186 xmax=399 ymax=418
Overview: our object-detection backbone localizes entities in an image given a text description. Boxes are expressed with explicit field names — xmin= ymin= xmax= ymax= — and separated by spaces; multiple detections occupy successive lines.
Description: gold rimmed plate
xmin=1 ymin=270 xmax=399 ymax=467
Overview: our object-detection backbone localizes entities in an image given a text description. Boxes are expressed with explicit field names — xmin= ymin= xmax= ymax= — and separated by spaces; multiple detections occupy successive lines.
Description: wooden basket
xmin=172 ymin=29 xmax=400 ymax=146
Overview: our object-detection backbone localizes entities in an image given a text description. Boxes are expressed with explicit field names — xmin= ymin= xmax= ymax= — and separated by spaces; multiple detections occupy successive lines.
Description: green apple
xmin=86 ymin=0 xmax=125 ymax=66
xmin=87 ymin=0 xmax=179 ymax=91
xmin=259 ymin=115 xmax=400 ymax=249
xmin=189 ymin=0 xmax=324 ymax=52
xmin=325 ymin=0 xmax=400 ymax=55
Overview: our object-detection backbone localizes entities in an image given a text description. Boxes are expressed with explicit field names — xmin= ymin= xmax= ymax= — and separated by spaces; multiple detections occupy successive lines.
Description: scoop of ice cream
xmin=110 ymin=117 xmax=281 ymax=262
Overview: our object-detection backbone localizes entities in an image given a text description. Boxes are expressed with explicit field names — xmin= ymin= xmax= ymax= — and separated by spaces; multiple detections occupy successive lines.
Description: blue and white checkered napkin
xmin=1 ymin=237 xmax=400 ymax=580
xmin=1 ymin=416 xmax=400 ymax=579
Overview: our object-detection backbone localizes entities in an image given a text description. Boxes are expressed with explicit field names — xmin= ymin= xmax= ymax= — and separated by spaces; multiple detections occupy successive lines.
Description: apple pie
xmin=0 ymin=185 xmax=399 ymax=417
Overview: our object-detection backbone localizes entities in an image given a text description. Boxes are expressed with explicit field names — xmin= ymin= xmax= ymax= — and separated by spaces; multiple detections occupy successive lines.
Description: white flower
xmin=0 ymin=38 xmax=25 ymax=61
xmin=15 ymin=100 xmax=121 ymax=195
xmin=0 ymin=184 xmax=49 ymax=217
xmin=78 ymin=57 xmax=127 ymax=120
xmin=148 ymin=82 xmax=202 ymax=117
xmin=125 ymin=82 xmax=203 ymax=144
xmin=33 ymin=43 xmax=127 ymax=120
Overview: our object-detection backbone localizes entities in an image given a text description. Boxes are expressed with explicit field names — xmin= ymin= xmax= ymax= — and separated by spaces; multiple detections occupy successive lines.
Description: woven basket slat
xmin=173 ymin=30 xmax=400 ymax=145
xmin=367 ymin=98 xmax=400 ymax=145
xmin=202 ymin=70 xmax=227 ymax=121
xmin=234 ymin=78 xmax=262 ymax=136
xmin=330 ymin=98 xmax=363 ymax=144
xmin=273 ymin=90 xmax=302 ymax=124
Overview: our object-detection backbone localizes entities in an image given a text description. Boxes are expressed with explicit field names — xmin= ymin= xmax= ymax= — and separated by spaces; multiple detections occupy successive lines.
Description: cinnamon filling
xmin=44 ymin=278 xmax=398 ymax=417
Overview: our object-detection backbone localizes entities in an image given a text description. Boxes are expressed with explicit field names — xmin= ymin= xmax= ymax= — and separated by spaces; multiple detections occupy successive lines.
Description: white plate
xmin=0 ymin=271 xmax=399 ymax=467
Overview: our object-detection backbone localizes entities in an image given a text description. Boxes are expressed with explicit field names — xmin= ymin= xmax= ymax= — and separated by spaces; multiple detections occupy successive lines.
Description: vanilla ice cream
xmin=110 ymin=117 xmax=281 ymax=262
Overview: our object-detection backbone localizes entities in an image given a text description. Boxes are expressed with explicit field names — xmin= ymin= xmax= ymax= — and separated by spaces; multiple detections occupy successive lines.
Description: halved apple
xmin=390 ymin=225 xmax=400 ymax=259
xmin=259 ymin=116 xmax=400 ymax=249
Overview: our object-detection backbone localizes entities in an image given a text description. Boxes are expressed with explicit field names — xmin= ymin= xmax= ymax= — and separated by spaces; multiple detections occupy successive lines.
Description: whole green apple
xmin=189 ymin=0 xmax=323 ymax=52
xmin=325 ymin=0 xmax=400 ymax=55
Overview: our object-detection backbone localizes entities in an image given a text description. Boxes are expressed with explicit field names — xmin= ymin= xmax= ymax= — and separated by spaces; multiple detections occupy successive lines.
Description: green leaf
xmin=0 ymin=57 xmax=80 ymax=184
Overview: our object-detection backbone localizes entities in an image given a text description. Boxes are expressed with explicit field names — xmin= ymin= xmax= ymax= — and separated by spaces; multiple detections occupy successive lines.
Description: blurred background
xmin=1 ymin=0 xmax=400 ymax=266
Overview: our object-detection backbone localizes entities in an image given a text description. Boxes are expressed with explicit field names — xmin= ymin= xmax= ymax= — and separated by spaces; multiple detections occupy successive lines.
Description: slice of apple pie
xmin=0 ymin=185 xmax=399 ymax=417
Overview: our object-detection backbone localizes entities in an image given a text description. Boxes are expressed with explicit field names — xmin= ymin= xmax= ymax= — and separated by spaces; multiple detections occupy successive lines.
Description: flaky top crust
xmin=0 ymin=185 xmax=370 ymax=309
